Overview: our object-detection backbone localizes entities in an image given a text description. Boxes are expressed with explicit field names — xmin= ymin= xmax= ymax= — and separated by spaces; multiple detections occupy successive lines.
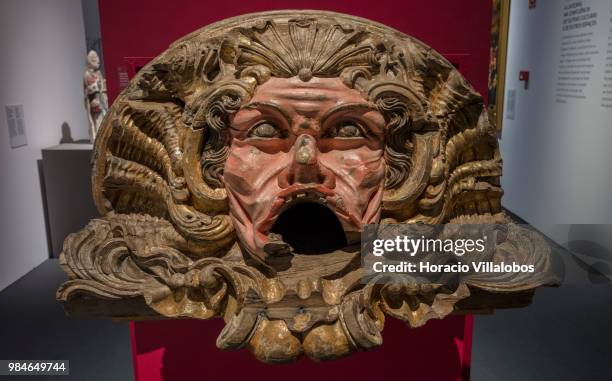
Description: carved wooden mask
xmin=58 ymin=11 xmax=557 ymax=363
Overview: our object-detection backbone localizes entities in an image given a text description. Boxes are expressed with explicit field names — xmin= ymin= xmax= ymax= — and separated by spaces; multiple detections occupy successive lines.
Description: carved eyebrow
xmin=278 ymin=93 xmax=331 ymax=101
xmin=319 ymin=102 xmax=380 ymax=128
xmin=240 ymin=101 xmax=292 ymax=126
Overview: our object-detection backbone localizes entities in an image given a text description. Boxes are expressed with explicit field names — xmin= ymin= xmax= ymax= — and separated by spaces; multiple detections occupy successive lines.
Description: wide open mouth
xmin=270 ymin=200 xmax=347 ymax=255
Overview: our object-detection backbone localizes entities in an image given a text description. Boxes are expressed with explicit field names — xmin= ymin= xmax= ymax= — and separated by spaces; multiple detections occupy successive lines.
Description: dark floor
xmin=0 ymin=259 xmax=133 ymax=381
xmin=0 ymin=260 xmax=611 ymax=380
xmin=471 ymin=285 xmax=612 ymax=381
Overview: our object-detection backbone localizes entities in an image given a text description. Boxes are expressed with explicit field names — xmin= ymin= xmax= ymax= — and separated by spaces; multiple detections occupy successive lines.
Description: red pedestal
xmin=130 ymin=315 xmax=472 ymax=381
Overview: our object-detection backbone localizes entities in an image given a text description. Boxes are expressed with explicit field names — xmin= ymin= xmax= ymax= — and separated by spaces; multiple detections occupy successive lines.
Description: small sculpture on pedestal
xmin=83 ymin=50 xmax=108 ymax=142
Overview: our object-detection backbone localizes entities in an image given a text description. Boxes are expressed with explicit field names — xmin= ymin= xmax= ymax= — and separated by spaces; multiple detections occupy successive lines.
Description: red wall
xmin=98 ymin=2 xmax=490 ymax=380
xmin=99 ymin=0 xmax=492 ymax=102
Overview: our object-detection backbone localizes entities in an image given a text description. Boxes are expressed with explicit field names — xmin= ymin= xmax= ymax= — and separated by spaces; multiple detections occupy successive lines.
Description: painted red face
xmin=223 ymin=76 xmax=386 ymax=263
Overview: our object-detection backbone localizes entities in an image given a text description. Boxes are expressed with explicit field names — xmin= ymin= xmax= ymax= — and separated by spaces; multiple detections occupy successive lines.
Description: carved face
xmin=224 ymin=76 xmax=386 ymax=263
xmin=60 ymin=11 xmax=549 ymax=365
xmin=87 ymin=50 xmax=100 ymax=70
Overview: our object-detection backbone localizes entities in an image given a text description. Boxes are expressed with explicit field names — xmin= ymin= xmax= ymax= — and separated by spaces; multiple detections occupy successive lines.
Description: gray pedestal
xmin=42 ymin=143 xmax=99 ymax=258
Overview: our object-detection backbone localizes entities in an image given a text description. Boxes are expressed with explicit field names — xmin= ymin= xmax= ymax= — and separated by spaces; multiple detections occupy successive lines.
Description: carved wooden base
xmin=58 ymin=213 xmax=556 ymax=362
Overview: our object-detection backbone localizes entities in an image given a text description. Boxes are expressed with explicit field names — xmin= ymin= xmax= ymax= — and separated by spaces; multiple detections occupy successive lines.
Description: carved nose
xmin=278 ymin=134 xmax=335 ymax=188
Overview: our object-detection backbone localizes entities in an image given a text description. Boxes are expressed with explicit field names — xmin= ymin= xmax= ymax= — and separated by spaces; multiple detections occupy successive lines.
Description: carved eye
xmin=333 ymin=123 xmax=365 ymax=138
xmin=248 ymin=122 xmax=282 ymax=138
